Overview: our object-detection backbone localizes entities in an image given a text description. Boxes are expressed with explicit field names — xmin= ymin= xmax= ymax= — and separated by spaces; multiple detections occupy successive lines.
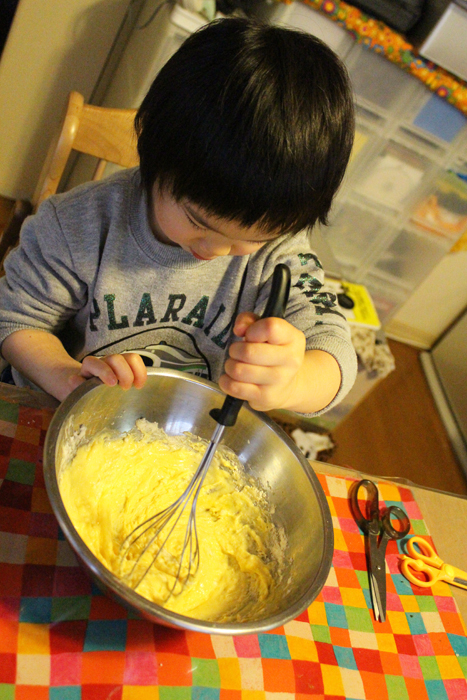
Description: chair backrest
xmin=33 ymin=91 xmax=139 ymax=208
xmin=0 ymin=91 xmax=139 ymax=272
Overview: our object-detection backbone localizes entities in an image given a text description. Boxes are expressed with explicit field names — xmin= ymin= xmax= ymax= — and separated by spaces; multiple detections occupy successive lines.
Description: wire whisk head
xmin=118 ymin=460 xmax=208 ymax=597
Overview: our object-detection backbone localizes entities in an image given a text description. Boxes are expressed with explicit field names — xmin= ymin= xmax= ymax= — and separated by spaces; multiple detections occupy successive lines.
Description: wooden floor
xmin=331 ymin=339 xmax=467 ymax=496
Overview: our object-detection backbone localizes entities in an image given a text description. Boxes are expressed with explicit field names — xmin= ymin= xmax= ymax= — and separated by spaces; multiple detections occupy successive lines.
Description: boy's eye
xmin=243 ymin=239 xmax=269 ymax=247
xmin=187 ymin=216 xmax=203 ymax=230
xmin=183 ymin=208 xmax=205 ymax=230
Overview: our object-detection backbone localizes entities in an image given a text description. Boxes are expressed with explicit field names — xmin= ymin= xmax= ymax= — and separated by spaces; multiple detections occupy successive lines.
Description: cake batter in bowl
xmin=44 ymin=368 xmax=333 ymax=635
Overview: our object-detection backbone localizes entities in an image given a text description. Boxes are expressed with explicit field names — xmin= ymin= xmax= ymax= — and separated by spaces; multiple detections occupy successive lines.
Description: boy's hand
xmin=219 ymin=312 xmax=306 ymax=412
xmin=66 ymin=353 xmax=147 ymax=395
xmin=1 ymin=330 xmax=149 ymax=403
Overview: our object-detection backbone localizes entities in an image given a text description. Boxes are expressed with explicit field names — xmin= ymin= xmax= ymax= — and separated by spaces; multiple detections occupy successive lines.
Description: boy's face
xmin=150 ymin=187 xmax=280 ymax=260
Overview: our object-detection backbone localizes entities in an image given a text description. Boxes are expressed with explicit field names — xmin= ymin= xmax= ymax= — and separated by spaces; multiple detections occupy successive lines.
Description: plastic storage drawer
xmin=410 ymin=171 xmax=467 ymax=242
xmin=346 ymin=43 xmax=419 ymax=116
xmin=353 ymin=140 xmax=434 ymax=212
xmin=322 ymin=198 xmax=396 ymax=272
xmin=370 ymin=223 xmax=451 ymax=290
xmin=359 ymin=271 xmax=408 ymax=324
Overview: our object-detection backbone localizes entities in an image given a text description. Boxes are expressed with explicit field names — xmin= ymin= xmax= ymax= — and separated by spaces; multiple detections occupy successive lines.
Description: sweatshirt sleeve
xmin=253 ymin=233 xmax=358 ymax=416
xmin=0 ymin=198 xmax=88 ymax=354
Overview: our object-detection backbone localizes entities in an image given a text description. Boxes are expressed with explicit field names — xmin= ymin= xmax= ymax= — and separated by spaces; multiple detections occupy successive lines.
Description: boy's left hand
xmin=219 ymin=312 xmax=306 ymax=412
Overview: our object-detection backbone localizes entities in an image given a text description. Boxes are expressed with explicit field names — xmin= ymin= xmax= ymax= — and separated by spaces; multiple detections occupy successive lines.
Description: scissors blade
xmin=369 ymin=571 xmax=383 ymax=622
xmin=368 ymin=531 xmax=387 ymax=622
xmin=453 ymin=577 xmax=467 ymax=587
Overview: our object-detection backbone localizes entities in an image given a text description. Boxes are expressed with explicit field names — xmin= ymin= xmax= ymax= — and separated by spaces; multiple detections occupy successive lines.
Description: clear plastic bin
xmin=339 ymin=262 xmax=360 ymax=283
xmin=322 ymin=199 xmax=395 ymax=271
xmin=257 ymin=1 xmax=354 ymax=59
xmin=370 ymin=223 xmax=450 ymax=290
xmin=353 ymin=140 xmax=433 ymax=212
xmin=359 ymin=272 xmax=408 ymax=325
xmin=351 ymin=126 xmax=370 ymax=163
xmin=399 ymin=84 xmax=467 ymax=146
xmin=347 ymin=122 xmax=380 ymax=175
xmin=394 ymin=126 xmax=447 ymax=164
xmin=355 ymin=104 xmax=388 ymax=133
xmin=346 ymin=44 xmax=419 ymax=116
xmin=410 ymin=171 xmax=467 ymax=241
xmin=450 ymin=157 xmax=467 ymax=182
xmin=459 ymin=141 xmax=467 ymax=162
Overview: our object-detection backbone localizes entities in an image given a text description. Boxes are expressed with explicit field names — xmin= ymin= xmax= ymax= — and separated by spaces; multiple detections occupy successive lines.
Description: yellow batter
xmin=59 ymin=419 xmax=284 ymax=622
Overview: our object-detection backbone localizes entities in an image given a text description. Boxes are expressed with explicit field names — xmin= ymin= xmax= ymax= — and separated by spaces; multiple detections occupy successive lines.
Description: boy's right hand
xmin=1 ymin=330 xmax=148 ymax=403
xmin=67 ymin=353 xmax=148 ymax=395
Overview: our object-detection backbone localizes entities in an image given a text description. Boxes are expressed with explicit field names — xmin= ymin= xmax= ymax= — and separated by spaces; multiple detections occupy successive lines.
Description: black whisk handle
xmin=210 ymin=395 xmax=243 ymax=427
xmin=262 ymin=263 xmax=291 ymax=320
xmin=210 ymin=264 xmax=291 ymax=428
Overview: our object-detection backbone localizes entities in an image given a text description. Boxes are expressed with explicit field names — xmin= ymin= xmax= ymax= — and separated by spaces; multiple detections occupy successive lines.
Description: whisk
xmin=120 ymin=263 xmax=291 ymax=594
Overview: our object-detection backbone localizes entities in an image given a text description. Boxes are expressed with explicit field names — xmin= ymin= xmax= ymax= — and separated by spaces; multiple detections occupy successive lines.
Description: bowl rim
xmin=43 ymin=368 xmax=334 ymax=635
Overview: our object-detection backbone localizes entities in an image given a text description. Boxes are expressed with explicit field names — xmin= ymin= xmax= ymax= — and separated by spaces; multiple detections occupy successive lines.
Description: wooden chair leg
xmin=0 ymin=199 xmax=33 ymax=272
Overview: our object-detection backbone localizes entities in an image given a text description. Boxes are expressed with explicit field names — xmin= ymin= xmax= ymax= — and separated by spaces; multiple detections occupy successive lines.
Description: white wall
xmin=0 ymin=0 xmax=130 ymax=200
xmin=386 ymin=250 xmax=467 ymax=347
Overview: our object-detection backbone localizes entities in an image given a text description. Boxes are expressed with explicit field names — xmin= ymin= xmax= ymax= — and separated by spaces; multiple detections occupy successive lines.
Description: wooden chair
xmin=0 ymin=91 xmax=139 ymax=270
xmin=0 ymin=199 xmax=33 ymax=267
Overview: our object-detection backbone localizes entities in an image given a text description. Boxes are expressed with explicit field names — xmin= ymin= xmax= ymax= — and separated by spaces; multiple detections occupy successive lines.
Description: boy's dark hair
xmin=135 ymin=17 xmax=354 ymax=234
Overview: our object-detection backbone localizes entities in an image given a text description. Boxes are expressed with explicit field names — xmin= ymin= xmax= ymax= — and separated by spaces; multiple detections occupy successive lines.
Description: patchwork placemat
xmin=0 ymin=396 xmax=466 ymax=700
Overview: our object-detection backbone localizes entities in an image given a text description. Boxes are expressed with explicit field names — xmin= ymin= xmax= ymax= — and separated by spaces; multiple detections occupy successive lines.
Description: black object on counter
xmin=348 ymin=0 xmax=426 ymax=33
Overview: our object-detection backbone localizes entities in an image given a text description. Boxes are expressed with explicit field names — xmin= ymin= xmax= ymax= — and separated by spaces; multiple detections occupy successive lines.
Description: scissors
xmin=401 ymin=537 xmax=467 ymax=590
xmin=351 ymin=479 xmax=410 ymax=622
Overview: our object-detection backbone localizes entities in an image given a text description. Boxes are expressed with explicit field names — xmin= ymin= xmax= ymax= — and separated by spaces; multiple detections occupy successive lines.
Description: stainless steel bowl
xmin=44 ymin=368 xmax=333 ymax=635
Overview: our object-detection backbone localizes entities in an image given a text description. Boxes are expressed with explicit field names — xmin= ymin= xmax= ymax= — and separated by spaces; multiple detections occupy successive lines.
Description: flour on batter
xmin=59 ymin=419 xmax=286 ymax=623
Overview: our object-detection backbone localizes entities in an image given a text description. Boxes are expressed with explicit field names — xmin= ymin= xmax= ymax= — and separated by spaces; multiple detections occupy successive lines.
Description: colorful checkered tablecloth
xmin=0 ymin=397 xmax=466 ymax=700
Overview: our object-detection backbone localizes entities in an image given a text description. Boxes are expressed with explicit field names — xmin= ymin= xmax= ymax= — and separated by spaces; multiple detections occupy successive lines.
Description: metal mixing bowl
xmin=44 ymin=368 xmax=333 ymax=635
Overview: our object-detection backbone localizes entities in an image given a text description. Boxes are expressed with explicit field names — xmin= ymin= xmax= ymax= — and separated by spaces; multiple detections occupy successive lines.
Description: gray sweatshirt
xmin=0 ymin=168 xmax=356 ymax=415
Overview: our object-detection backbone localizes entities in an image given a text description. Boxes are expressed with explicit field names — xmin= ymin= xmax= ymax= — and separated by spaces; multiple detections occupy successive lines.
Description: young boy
xmin=0 ymin=17 xmax=357 ymax=415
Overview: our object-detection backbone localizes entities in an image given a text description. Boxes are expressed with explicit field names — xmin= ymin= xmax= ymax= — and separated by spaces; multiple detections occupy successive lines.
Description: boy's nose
xmin=199 ymin=236 xmax=231 ymax=257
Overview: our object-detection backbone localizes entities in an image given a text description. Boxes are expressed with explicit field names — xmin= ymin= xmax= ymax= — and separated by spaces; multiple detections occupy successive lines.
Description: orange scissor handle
xmin=401 ymin=556 xmax=443 ymax=587
xmin=405 ymin=536 xmax=444 ymax=568
xmin=401 ymin=537 xmax=467 ymax=590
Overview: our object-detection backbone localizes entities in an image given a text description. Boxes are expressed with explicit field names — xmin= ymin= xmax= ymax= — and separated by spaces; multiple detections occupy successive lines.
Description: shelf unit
xmin=324 ymin=41 xmax=467 ymax=325
xmin=259 ymin=0 xmax=467 ymax=328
